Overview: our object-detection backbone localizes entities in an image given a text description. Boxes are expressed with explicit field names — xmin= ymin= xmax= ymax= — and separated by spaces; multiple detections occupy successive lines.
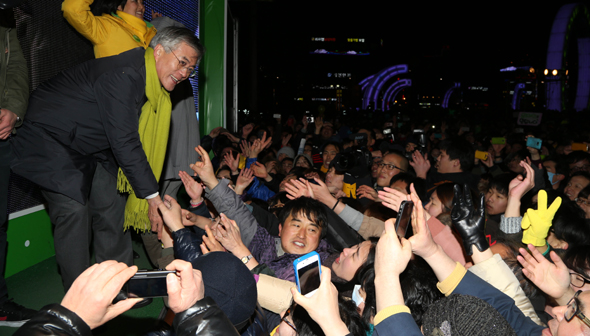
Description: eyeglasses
xmin=576 ymin=198 xmax=589 ymax=205
xmin=565 ymin=290 xmax=590 ymax=329
xmin=571 ymin=273 xmax=590 ymax=288
xmin=377 ymin=162 xmax=405 ymax=172
xmin=170 ymin=49 xmax=197 ymax=78
xmin=281 ymin=308 xmax=297 ymax=333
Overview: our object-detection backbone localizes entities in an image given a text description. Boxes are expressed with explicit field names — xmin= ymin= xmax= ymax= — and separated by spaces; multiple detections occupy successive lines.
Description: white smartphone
xmin=293 ymin=251 xmax=322 ymax=297
xmin=273 ymin=114 xmax=281 ymax=119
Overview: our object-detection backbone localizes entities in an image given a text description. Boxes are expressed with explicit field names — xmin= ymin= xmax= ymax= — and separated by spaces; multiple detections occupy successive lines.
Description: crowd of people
xmin=2 ymin=0 xmax=590 ymax=335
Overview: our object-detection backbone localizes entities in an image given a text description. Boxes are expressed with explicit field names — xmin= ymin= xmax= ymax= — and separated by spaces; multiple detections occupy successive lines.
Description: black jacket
xmin=16 ymin=298 xmax=239 ymax=336
xmin=11 ymin=47 xmax=158 ymax=204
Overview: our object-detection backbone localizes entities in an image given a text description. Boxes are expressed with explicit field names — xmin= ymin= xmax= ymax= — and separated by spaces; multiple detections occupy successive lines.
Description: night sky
xmin=228 ymin=0 xmax=588 ymax=111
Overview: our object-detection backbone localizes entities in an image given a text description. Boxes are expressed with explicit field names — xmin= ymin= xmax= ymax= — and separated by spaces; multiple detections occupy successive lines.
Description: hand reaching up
xmin=451 ymin=184 xmax=487 ymax=256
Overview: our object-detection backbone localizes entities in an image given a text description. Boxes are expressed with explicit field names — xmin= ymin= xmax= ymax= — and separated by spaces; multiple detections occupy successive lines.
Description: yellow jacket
xmin=62 ymin=0 xmax=156 ymax=58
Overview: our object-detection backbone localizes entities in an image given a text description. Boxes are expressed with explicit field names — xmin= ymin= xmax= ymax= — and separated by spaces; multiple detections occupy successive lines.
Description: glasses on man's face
xmin=565 ymin=290 xmax=590 ymax=329
xmin=576 ymin=198 xmax=589 ymax=206
xmin=571 ymin=273 xmax=590 ymax=288
xmin=377 ymin=162 xmax=405 ymax=172
xmin=571 ymin=165 xmax=590 ymax=173
xmin=281 ymin=308 xmax=297 ymax=333
xmin=170 ymin=49 xmax=197 ymax=78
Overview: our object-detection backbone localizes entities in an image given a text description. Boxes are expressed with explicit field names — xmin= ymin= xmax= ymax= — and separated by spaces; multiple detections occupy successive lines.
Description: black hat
xmin=191 ymin=252 xmax=258 ymax=326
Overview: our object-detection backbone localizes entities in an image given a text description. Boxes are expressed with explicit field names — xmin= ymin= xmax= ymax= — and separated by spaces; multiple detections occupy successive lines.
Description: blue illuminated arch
xmin=362 ymin=65 xmax=408 ymax=109
xmin=359 ymin=75 xmax=375 ymax=91
xmin=546 ymin=3 xmax=590 ymax=111
xmin=382 ymin=79 xmax=412 ymax=111
xmin=442 ymin=83 xmax=461 ymax=109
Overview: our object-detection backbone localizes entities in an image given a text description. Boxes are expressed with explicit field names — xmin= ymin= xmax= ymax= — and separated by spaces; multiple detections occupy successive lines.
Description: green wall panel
xmin=6 ymin=209 xmax=54 ymax=277
xmin=199 ymin=0 xmax=226 ymax=136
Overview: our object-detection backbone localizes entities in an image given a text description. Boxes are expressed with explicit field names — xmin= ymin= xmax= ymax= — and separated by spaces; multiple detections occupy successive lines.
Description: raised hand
xmin=357 ymin=185 xmax=379 ymax=201
xmin=282 ymin=133 xmax=292 ymax=148
xmin=221 ymin=131 xmax=240 ymax=144
xmin=508 ymin=161 xmax=535 ymax=200
xmin=521 ymin=189 xmax=561 ymax=246
xmin=208 ymin=126 xmax=223 ymax=139
xmin=451 ymin=184 xmax=487 ymax=256
xmin=240 ymin=140 xmax=251 ymax=158
xmin=179 ymin=171 xmax=204 ymax=203
xmin=190 ymin=146 xmax=217 ymax=189
xmin=242 ymin=123 xmax=254 ymax=139
xmin=224 ymin=152 xmax=240 ymax=174
xmin=378 ymin=187 xmax=409 ymax=212
xmin=157 ymin=195 xmax=184 ymax=232
xmin=409 ymin=151 xmax=430 ymax=179
xmin=285 ymin=178 xmax=314 ymax=200
xmin=291 ymin=267 xmax=351 ymax=336
xmin=407 ymin=183 xmax=438 ymax=259
xmin=517 ymin=244 xmax=573 ymax=304
xmin=200 ymin=223 xmax=226 ymax=254
xmin=314 ymin=116 xmax=324 ymax=134
xmin=235 ymin=168 xmax=254 ymax=195
xmin=250 ymin=161 xmax=268 ymax=179
xmin=213 ymin=213 xmax=246 ymax=253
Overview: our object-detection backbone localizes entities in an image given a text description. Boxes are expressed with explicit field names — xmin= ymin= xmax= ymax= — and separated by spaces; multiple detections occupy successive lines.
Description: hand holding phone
xmin=124 ymin=270 xmax=176 ymax=299
xmin=395 ymin=201 xmax=414 ymax=238
xmin=475 ymin=150 xmax=489 ymax=161
xmin=293 ymin=251 xmax=322 ymax=297
xmin=526 ymin=137 xmax=542 ymax=150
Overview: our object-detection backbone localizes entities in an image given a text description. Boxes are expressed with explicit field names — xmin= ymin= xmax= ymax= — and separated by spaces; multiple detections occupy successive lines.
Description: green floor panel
xmin=0 ymin=237 xmax=166 ymax=335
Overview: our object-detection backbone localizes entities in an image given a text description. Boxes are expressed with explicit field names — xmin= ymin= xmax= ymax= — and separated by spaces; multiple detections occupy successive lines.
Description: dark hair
xmin=291 ymin=296 xmax=368 ymax=336
xmin=566 ymin=151 xmax=590 ymax=165
xmin=578 ymin=185 xmax=590 ymax=200
xmin=382 ymin=151 xmax=409 ymax=172
xmin=543 ymin=156 xmax=569 ymax=176
xmin=569 ymin=171 xmax=590 ymax=184
xmin=434 ymin=183 xmax=456 ymax=213
xmin=487 ymin=173 xmax=513 ymax=197
xmin=399 ymin=257 xmax=443 ymax=326
xmin=90 ymin=0 xmax=127 ymax=16
xmin=278 ymin=197 xmax=328 ymax=239
xmin=321 ymin=141 xmax=342 ymax=154
xmin=355 ymin=237 xmax=380 ymax=325
xmin=439 ymin=138 xmax=475 ymax=171
xmin=389 ymin=173 xmax=414 ymax=192
xmin=563 ymin=245 xmax=590 ymax=278
xmin=551 ymin=200 xmax=590 ymax=248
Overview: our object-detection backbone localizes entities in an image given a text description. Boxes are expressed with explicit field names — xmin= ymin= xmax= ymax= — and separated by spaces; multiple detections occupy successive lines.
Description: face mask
xmin=352 ymin=284 xmax=364 ymax=307
xmin=547 ymin=172 xmax=560 ymax=186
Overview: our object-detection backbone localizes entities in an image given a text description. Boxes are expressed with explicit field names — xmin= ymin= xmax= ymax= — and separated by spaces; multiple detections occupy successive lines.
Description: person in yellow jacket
xmin=62 ymin=0 xmax=157 ymax=58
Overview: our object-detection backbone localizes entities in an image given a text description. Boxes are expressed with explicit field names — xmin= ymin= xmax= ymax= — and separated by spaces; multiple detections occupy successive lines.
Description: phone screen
xmin=395 ymin=201 xmax=413 ymax=238
xmin=297 ymin=262 xmax=321 ymax=296
xmin=126 ymin=271 xmax=174 ymax=298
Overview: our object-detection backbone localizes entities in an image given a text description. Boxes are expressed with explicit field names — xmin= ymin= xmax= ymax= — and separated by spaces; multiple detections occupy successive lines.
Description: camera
xmin=335 ymin=133 xmax=372 ymax=179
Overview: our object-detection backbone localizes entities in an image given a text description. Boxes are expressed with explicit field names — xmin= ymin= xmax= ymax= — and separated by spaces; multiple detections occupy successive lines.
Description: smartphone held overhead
xmin=293 ymin=251 xmax=322 ymax=297
xmin=395 ymin=201 xmax=413 ymax=238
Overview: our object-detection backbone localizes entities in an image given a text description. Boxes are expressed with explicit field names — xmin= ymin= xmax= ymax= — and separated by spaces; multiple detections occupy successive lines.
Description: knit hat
xmin=422 ymin=294 xmax=517 ymax=336
xmin=191 ymin=252 xmax=257 ymax=326
xmin=277 ymin=146 xmax=295 ymax=159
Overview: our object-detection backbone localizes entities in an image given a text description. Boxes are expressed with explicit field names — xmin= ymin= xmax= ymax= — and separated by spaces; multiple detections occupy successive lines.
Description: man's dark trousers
xmin=41 ymin=162 xmax=132 ymax=291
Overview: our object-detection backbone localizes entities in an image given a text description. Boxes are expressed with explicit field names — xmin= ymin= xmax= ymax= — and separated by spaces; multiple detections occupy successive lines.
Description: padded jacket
xmin=15 ymin=298 xmax=239 ymax=336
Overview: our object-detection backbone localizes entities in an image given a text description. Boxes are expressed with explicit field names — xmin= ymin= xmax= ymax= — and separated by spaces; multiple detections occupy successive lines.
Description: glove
xmin=521 ymin=189 xmax=561 ymax=246
xmin=451 ymin=184 xmax=488 ymax=256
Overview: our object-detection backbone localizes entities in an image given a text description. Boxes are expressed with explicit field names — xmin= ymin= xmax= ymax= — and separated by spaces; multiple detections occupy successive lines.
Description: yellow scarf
xmin=117 ymin=47 xmax=172 ymax=232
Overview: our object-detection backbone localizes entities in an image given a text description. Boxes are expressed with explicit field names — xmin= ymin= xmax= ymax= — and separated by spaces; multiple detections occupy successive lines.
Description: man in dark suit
xmin=10 ymin=27 xmax=203 ymax=290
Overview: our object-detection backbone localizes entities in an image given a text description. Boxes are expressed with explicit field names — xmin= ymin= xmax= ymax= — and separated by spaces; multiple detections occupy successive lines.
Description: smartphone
xmin=293 ymin=251 xmax=322 ymax=297
xmin=491 ymin=137 xmax=506 ymax=145
xmin=526 ymin=137 xmax=543 ymax=150
xmin=383 ymin=128 xmax=392 ymax=135
xmin=395 ymin=201 xmax=414 ymax=238
xmin=475 ymin=150 xmax=489 ymax=161
xmin=572 ymin=143 xmax=589 ymax=152
xmin=273 ymin=114 xmax=281 ymax=119
xmin=308 ymin=116 xmax=315 ymax=123
xmin=434 ymin=133 xmax=442 ymax=139
xmin=124 ymin=270 xmax=176 ymax=299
